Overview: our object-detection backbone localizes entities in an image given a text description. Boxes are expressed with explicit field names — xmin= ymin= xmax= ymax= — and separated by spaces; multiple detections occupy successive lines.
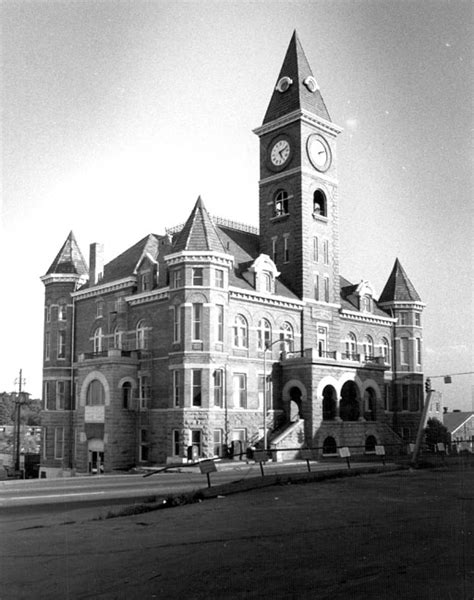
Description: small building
xmin=443 ymin=412 xmax=474 ymax=443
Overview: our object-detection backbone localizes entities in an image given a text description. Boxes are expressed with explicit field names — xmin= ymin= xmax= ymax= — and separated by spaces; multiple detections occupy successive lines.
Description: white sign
xmin=375 ymin=445 xmax=386 ymax=456
xmin=338 ymin=447 xmax=350 ymax=458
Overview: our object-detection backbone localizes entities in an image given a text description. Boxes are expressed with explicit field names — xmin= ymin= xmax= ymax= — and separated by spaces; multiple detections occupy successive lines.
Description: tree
xmin=424 ymin=418 xmax=450 ymax=447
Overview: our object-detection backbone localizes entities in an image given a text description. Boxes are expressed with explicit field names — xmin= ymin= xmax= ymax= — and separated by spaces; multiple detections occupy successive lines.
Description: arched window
xmin=274 ymin=189 xmax=289 ymax=217
xmin=233 ymin=315 xmax=248 ymax=348
xmin=322 ymin=385 xmax=337 ymax=420
xmin=344 ymin=333 xmax=357 ymax=360
xmin=122 ymin=382 xmax=132 ymax=409
xmin=136 ymin=320 xmax=148 ymax=350
xmin=365 ymin=435 xmax=377 ymax=453
xmin=363 ymin=335 xmax=374 ymax=360
xmin=113 ymin=327 xmax=123 ymax=349
xmin=86 ymin=380 xmax=105 ymax=406
xmin=340 ymin=381 xmax=360 ymax=421
xmin=381 ymin=338 xmax=390 ymax=363
xmin=322 ymin=436 xmax=337 ymax=455
xmin=279 ymin=322 xmax=294 ymax=352
xmin=263 ymin=271 xmax=272 ymax=293
xmin=93 ymin=327 xmax=103 ymax=353
xmin=361 ymin=295 xmax=372 ymax=312
xmin=313 ymin=189 xmax=327 ymax=217
xmin=257 ymin=319 xmax=272 ymax=351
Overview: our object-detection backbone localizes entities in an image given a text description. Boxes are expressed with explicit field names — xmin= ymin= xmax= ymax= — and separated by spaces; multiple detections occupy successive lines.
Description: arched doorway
xmin=365 ymin=435 xmax=377 ymax=453
xmin=322 ymin=436 xmax=337 ymax=455
xmin=340 ymin=381 xmax=360 ymax=421
xmin=364 ymin=388 xmax=377 ymax=421
xmin=88 ymin=438 xmax=104 ymax=475
xmin=289 ymin=386 xmax=302 ymax=422
xmin=322 ymin=385 xmax=337 ymax=420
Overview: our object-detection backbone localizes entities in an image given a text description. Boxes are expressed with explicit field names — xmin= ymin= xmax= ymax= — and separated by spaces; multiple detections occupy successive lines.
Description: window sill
xmin=312 ymin=213 xmax=328 ymax=222
xmin=270 ymin=214 xmax=289 ymax=222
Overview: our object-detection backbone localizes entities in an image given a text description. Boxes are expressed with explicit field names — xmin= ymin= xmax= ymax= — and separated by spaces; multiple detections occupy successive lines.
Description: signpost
xmin=338 ymin=446 xmax=351 ymax=469
xmin=375 ymin=445 xmax=386 ymax=466
xmin=253 ymin=450 xmax=268 ymax=477
xmin=199 ymin=459 xmax=217 ymax=488
xmin=301 ymin=448 xmax=313 ymax=472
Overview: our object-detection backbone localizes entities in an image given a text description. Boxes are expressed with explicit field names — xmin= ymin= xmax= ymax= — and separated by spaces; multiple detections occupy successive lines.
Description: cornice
xmin=72 ymin=277 xmax=136 ymax=299
xmin=40 ymin=273 xmax=85 ymax=286
xmin=253 ymin=109 xmax=343 ymax=138
xmin=340 ymin=309 xmax=396 ymax=325
xmin=165 ymin=251 xmax=234 ymax=267
xmin=229 ymin=287 xmax=304 ymax=309
xmin=126 ymin=288 xmax=169 ymax=306
xmin=379 ymin=301 xmax=426 ymax=310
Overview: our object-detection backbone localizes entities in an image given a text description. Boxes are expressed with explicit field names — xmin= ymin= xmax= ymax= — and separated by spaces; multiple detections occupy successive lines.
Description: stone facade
xmin=39 ymin=32 xmax=426 ymax=477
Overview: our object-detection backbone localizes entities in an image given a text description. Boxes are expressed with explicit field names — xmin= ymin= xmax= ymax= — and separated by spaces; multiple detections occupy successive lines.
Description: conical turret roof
xmin=379 ymin=258 xmax=421 ymax=303
xmin=263 ymin=31 xmax=331 ymax=124
xmin=173 ymin=197 xmax=227 ymax=253
xmin=46 ymin=231 xmax=88 ymax=276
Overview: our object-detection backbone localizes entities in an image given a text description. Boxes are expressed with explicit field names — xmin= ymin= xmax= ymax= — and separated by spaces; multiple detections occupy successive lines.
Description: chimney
xmin=89 ymin=243 xmax=104 ymax=286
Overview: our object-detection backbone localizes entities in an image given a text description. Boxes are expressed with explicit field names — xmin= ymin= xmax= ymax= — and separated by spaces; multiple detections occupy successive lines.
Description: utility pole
xmin=13 ymin=369 xmax=26 ymax=472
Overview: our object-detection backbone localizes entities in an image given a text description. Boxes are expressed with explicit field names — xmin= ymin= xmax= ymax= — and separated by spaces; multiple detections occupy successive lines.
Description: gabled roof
xmin=101 ymin=235 xmax=159 ymax=284
xmin=263 ymin=30 xmax=331 ymax=124
xmin=443 ymin=412 xmax=474 ymax=434
xmin=340 ymin=276 xmax=391 ymax=318
xmin=134 ymin=234 xmax=160 ymax=273
xmin=46 ymin=231 xmax=88 ymax=276
xmin=173 ymin=196 xmax=228 ymax=253
xmin=379 ymin=258 xmax=421 ymax=304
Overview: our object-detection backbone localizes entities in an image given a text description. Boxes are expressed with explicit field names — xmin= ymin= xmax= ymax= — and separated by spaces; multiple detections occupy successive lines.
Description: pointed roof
xmin=379 ymin=259 xmax=421 ymax=304
xmin=263 ymin=31 xmax=331 ymax=124
xmin=173 ymin=196 xmax=227 ymax=253
xmin=46 ymin=231 xmax=88 ymax=276
xmin=443 ymin=412 xmax=474 ymax=435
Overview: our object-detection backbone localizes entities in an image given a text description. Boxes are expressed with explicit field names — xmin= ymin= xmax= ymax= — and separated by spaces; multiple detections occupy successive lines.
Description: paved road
xmin=0 ymin=459 xmax=385 ymax=514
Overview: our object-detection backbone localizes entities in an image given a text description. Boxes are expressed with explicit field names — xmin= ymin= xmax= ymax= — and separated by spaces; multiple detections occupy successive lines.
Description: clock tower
xmin=254 ymin=31 xmax=343 ymax=350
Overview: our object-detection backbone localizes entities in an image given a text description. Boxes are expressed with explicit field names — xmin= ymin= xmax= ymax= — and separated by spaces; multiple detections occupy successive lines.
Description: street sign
xmin=375 ymin=445 xmax=385 ymax=456
xmin=253 ymin=450 xmax=268 ymax=463
xmin=338 ymin=447 xmax=350 ymax=458
xmin=199 ymin=460 xmax=217 ymax=474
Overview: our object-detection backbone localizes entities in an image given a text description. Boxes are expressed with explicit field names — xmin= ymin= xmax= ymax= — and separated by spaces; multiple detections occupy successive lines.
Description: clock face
xmin=307 ymin=134 xmax=331 ymax=172
xmin=270 ymin=139 xmax=291 ymax=167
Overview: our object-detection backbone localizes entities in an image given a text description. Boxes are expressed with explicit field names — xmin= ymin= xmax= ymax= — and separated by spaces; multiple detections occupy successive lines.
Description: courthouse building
xmin=40 ymin=32 xmax=425 ymax=477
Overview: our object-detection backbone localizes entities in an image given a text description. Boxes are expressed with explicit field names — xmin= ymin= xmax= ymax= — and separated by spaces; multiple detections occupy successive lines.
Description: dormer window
xmin=263 ymin=271 xmax=272 ymax=292
xmin=140 ymin=271 xmax=150 ymax=292
xmin=355 ymin=281 xmax=375 ymax=313
xmin=313 ymin=190 xmax=327 ymax=218
xmin=274 ymin=189 xmax=289 ymax=217
xmin=361 ymin=295 xmax=372 ymax=312
xmin=248 ymin=254 xmax=280 ymax=295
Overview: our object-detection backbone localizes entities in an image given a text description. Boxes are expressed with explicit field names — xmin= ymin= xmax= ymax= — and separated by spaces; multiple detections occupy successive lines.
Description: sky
xmin=1 ymin=0 xmax=472 ymax=410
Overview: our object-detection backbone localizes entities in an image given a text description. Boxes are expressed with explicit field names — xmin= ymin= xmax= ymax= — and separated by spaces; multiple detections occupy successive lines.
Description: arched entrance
xmin=340 ymin=381 xmax=360 ymax=421
xmin=289 ymin=386 xmax=302 ymax=422
xmin=322 ymin=385 xmax=337 ymax=420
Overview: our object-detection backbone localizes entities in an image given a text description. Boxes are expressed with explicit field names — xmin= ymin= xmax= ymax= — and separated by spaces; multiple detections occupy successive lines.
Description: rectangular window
xmin=283 ymin=236 xmax=289 ymax=263
xmin=56 ymin=381 xmax=66 ymax=410
xmin=192 ymin=267 xmax=203 ymax=286
xmin=313 ymin=237 xmax=319 ymax=262
xmin=192 ymin=303 xmax=202 ymax=340
xmin=215 ymin=269 xmax=224 ymax=288
xmin=42 ymin=427 xmax=47 ymax=459
xmin=214 ymin=369 xmax=223 ymax=407
xmin=399 ymin=312 xmax=408 ymax=325
xmin=139 ymin=375 xmax=151 ymax=409
xmin=75 ymin=428 xmax=81 ymax=461
xmin=258 ymin=374 xmax=265 ymax=408
xmin=323 ymin=240 xmax=329 ymax=265
xmin=324 ymin=277 xmax=330 ymax=302
xmin=172 ymin=370 xmax=181 ymax=407
xmin=172 ymin=430 xmax=180 ymax=456
xmin=192 ymin=370 xmax=202 ymax=406
xmin=57 ymin=330 xmax=66 ymax=359
xmin=141 ymin=272 xmax=150 ymax=291
xmin=314 ymin=273 xmax=320 ymax=301
xmin=171 ymin=269 xmax=182 ymax=288
xmin=58 ymin=304 xmax=66 ymax=321
xmin=213 ymin=429 xmax=223 ymax=457
xmin=402 ymin=385 xmax=409 ymax=411
xmin=271 ymin=237 xmax=277 ymax=263
xmin=140 ymin=429 xmax=149 ymax=462
xmin=415 ymin=313 xmax=421 ymax=326
xmin=400 ymin=337 xmax=409 ymax=364
xmin=96 ymin=302 xmax=104 ymax=318
xmin=217 ymin=305 xmax=224 ymax=342
xmin=45 ymin=305 xmax=51 ymax=323
xmin=416 ymin=338 xmax=422 ymax=365
xmin=45 ymin=332 xmax=50 ymax=361
xmin=191 ymin=430 xmax=202 ymax=456
xmin=173 ymin=306 xmax=181 ymax=342
xmin=233 ymin=373 xmax=247 ymax=408
xmin=54 ymin=427 xmax=64 ymax=460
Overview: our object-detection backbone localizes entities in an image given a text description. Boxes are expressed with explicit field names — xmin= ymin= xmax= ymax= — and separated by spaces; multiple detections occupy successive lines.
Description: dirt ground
xmin=1 ymin=466 xmax=473 ymax=600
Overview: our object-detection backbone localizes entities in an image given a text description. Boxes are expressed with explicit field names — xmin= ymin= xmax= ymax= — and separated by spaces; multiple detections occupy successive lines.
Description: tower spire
xmin=263 ymin=31 xmax=331 ymax=124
